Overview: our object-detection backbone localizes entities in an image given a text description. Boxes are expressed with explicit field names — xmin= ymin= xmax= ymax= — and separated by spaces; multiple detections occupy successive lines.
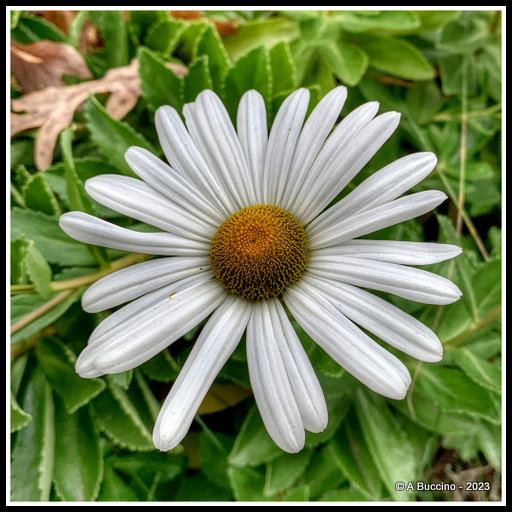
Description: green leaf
xmin=334 ymin=10 xmax=421 ymax=33
xmin=358 ymin=78 xmax=432 ymax=151
xmin=476 ymin=420 xmax=501 ymax=471
xmin=10 ymin=390 xmax=32 ymax=433
xmin=97 ymin=461 xmax=139 ymax=501
xmin=199 ymin=429 xmax=234 ymax=489
xmin=319 ymin=488 xmax=370 ymax=501
xmin=11 ymin=181 xmax=25 ymax=208
xmin=22 ymin=173 xmax=61 ymax=217
xmin=127 ymin=10 xmax=169 ymax=44
xmin=12 ymin=13 xmax=66 ymax=43
xmin=393 ymin=388 xmax=482 ymax=437
xmin=111 ymin=451 xmax=184 ymax=500
xmin=53 ymin=399 xmax=103 ymax=501
xmin=438 ymin=53 xmax=478 ymax=96
xmin=471 ymin=257 xmax=501 ymax=319
xmin=194 ymin=25 xmax=231 ymax=97
xmin=109 ymin=370 xmax=133 ymax=390
xmin=87 ymin=10 xmax=129 ymax=68
xmin=488 ymin=226 xmax=501 ymax=259
xmin=10 ymin=237 xmax=28 ymax=285
xmin=176 ymin=21 xmax=210 ymax=62
xmin=35 ymin=337 xmax=105 ymax=413
xmin=132 ymin=370 xmax=161 ymax=424
xmin=60 ymin=128 xmax=96 ymax=216
xmin=11 ymin=354 xmax=30 ymax=403
xmin=228 ymin=405 xmax=283 ymax=467
xmin=415 ymin=10 xmax=460 ymax=32
xmin=435 ymin=299 xmax=472 ymax=344
xmin=300 ymin=53 xmax=336 ymax=98
xmin=438 ymin=15 xmax=490 ymax=54
xmin=10 ymin=289 xmax=83 ymax=345
xmin=137 ymin=46 xmax=184 ymax=113
xmin=443 ymin=433 xmax=480 ymax=461
xmin=269 ymin=41 xmax=296 ymax=95
xmin=319 ymin=39 xmax=369 ymax=87
xmin=415 ymin=365 xmax=500 ymax=425
xmin=11 ymin=362 xmax=55 ymax=501
xmin=10 ymin=10 xmax=23 ymax=30
xmin=331 ymin=411 xmax=383 ymax=500
xmin=228 ymin=466 xmax=275 ymax=501
xmin=145 ymin=18 xmax=185 ymax=58
xmin=358 ymin=34 xmax=435 ymax=81
xmin=435 ymin=214 xmax=478 ymax=320
xmin=450 ymin=348 xmax=501 ymax=394
xmin=84 ymin=94 xmax=157 ymax=177
xmin=406 ymin=81 xmax=443 ymax=125
xmin=140 ymin=350 xmax=179 ymax=382
xmin=11 ymin=206 xmax=95 ymax=267
xmin=303 ymin=443 xmax=346 ymax=499
xmin=112 ymin=451 xmax=184 ymax=483
xmin=263 ymin=449 xmax=311 ymax=496
xmin=444 ymin=161 xmax=496 ymax=182
xmin=91 ymin=381 xmax=154 ymax=452
xmin=45 ymin=158 xmax=123 ymax=218
xmin=183 ymin=55 xmax=213 ymax=104
xmin=174 ymin=471 xmax=233 ymax=502
xmin=282 ymin=484 xmax=310 ymax=501
xmin=224 ymin=45 xmax=272 ymax=123
xmin=396 ymin=414 xmax=438 ymax=471
xmin=23 ymin=240 xmax=53 ymax=301
xmin=459 ymin=327 xmax=501 ymax=360
xmin=223 ymin=18 xmax=299 ymax=62
xmin=354 ymin=389 xmax=417 ymax=501
xmin=60 ymin=128 xmax=108 ymax=265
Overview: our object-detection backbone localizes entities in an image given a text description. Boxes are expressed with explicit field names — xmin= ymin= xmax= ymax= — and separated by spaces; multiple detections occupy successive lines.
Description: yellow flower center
xmin=210 ymin=205 xmax=308 ymax=301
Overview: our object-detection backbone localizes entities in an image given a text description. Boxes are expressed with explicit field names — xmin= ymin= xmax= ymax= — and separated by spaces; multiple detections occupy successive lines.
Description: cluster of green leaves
xmin=11 ymin=10 xmax=501 ymax=502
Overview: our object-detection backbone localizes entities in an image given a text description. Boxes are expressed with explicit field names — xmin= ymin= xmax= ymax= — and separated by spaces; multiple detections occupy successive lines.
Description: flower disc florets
xmin=210 ymin=205 xmax=308 ymax=301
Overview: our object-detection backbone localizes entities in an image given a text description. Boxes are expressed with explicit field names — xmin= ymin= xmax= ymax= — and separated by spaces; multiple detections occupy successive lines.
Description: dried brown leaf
xmin=11 ymin=40 xmax=93 ymax=94
xmin=170 ymin=10 xmax=239 ymax=35
xmin=39 ymin=10 xmax=76 ymax=34
xmin=11 ymin=58 xmax=187 ymax=171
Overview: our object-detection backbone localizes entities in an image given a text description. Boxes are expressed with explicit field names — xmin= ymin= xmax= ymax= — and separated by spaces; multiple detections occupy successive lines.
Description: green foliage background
xmin=10 ymin=10 xmax=502 ymax=502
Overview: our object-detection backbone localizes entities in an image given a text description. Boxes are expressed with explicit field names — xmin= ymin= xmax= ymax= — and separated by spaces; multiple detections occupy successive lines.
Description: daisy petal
xmin=286 ymin=101 xmax=379 ymax=220
xmin=307 ymin=255 xmax=463 ymax=304
xmin=307 ymin=190 xmax=448 ymax=249
xmin=237 ymin=90 xmax=268 ymax=201
xmin=81 ymin=256 xmax=211 ymax=313
xmin=302 ymin=274 xmax=443 ymax=362
xmin=284 ymin=282 xmax=411 ymax=400
xmin=87 ymin=279 xmax=226 ymax=375
xmin=247 ymin=301 xmax=305 ymax=453
xmin=312 ymin=240 xmax=462 ymax=265
xmin=281 ymin=86 xmax=347 ymax=211
xmin=308 ymin=152 xmax=438 ymax=233
xmin=183 ymin=101 xmax=242 ymax=214
xmin=153 ymin=295 xmax=252 ymax=451
xmin=268 ymin=299 xmax=328 ymax=433
xmin=59 ymin=212 xmax=210 ymax=256
xmin=125 ymin=147 xmax=225 ymax=227
xmin=76 ymin=272 xmax=214 ymax=378
xmin=194 ymin=90 xmax=257 ymax=208
xmin=85 ymin=273 xmax=211 ymax=346
xmin=263 ymin=88 xmax=310 ymax=205
xmin=85 ymin=175 xmax=215 ymax=242
xmin=155 ymin=105 xmax=234 ymax=217
xmin=296 ymin=112 xmax=401 ymax=224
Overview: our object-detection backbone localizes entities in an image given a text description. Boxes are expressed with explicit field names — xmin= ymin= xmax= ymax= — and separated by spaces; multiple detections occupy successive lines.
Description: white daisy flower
xmin=59 ymin=87 xmax=462 ymax=454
